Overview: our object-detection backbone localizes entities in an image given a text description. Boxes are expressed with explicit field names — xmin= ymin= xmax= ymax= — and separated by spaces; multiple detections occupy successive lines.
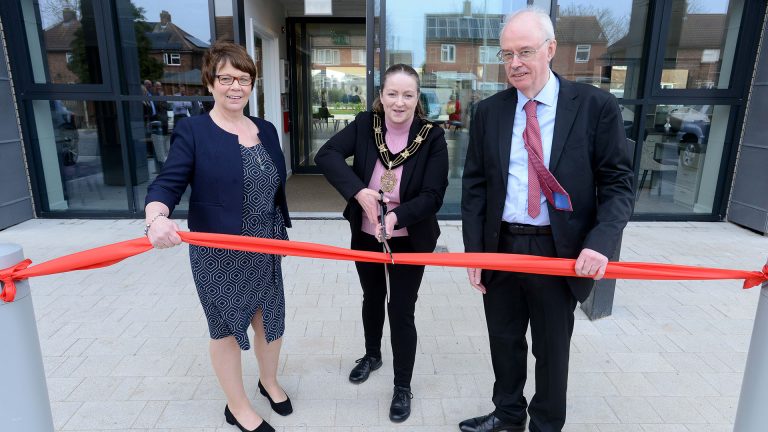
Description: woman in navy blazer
xmin=145 ymin=42 xmax=289 ymax=432
xmin=315 ymin=64 xmax=449 ymax=423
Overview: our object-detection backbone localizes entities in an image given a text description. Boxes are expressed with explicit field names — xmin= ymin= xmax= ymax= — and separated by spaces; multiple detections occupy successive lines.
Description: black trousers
xmin=353 ymin=232 xmax=425 ymax=388
xmin=483 ymin=229 xmax=577 ymax=432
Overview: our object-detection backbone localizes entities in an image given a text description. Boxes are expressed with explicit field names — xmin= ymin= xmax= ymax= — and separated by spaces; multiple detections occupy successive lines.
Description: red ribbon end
xmin=0 ymin=259 xmax=32 ymax=303
xmin=0 ymin=280 xmax=17 ymax=302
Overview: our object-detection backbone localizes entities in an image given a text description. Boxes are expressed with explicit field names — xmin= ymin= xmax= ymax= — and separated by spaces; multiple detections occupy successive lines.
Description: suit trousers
xmin=353 ymin=232 xmax=425 ymax=388
xmin=483 ymin=229 xmax=577 ymax=432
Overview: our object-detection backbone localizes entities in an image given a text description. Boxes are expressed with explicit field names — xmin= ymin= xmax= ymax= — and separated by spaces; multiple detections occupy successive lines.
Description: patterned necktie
xmin=523 ymin=100 xmax=572 ymax=217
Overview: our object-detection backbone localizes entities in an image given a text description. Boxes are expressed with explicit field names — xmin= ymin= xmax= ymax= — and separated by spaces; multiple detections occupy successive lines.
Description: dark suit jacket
xmin=315 ymin=111 xmax=449 ymax=253
xmin=461 ymin=75 xmax=634 ymax=302
xmin=145 ymin=113 xmax=291 ymax=234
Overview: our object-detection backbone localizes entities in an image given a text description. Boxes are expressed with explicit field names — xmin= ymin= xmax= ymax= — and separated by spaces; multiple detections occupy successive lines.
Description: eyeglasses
xmin=496 ymin=39 xmax=551 ymax=64
xmin=215 ymin=75 xmax=253 ymax=86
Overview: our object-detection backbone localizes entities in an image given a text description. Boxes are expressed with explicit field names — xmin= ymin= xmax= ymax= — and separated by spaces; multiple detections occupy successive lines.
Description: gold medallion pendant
xmin=380 ymin=169 xmax=397 ymax=193
xmin=372 ymin=114 xmax=431 ymax=193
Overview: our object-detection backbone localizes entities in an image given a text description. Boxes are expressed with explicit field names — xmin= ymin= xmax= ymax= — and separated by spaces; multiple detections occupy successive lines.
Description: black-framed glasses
xmin=496 ymin=39 xmax=551 ymax=64
xmin=215 ymin=75 xmax=253 ymax=86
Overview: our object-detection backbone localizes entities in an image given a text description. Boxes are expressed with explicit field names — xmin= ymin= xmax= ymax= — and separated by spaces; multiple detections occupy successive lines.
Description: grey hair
xmin=500 ymin=7 xmax=555 ymax=41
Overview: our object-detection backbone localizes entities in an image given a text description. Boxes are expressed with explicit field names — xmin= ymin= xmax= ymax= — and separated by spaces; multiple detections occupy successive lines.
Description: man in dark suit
xmin=459 ymin=8 xmax=634 ymax=432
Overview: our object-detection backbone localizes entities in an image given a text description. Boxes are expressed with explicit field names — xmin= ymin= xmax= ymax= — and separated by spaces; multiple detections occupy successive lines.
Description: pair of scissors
xmin=379 ymin=190 xmax=394 ymax=303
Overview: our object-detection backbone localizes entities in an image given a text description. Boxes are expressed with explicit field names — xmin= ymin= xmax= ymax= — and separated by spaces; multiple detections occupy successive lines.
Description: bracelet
xmin=144 ymin=212 xmax=167 ymax=236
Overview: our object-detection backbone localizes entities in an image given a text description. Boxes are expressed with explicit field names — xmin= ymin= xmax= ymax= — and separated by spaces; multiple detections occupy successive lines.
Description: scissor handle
xmin=378 ymin=190 xmax=387 ymax=224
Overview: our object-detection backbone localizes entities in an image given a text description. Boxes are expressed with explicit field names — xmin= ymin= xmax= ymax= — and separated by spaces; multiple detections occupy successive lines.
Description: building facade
xmin=1 ymin=0 xmax=767 ymax=234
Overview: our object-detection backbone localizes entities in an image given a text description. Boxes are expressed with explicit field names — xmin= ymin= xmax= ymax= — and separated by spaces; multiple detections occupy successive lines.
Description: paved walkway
xmin=1 ymin=219 xmax=766 ymax=432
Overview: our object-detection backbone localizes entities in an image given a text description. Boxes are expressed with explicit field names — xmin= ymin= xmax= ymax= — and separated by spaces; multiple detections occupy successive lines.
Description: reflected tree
xmin=68 ymin=1 xmax=163 ymax=82
xmin=559 ymin=5 xmax=629 ymax=45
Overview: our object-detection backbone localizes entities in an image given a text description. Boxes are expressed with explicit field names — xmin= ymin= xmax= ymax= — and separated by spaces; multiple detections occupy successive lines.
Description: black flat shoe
xmin=258 ymin=380 xmax=293 ymax=416
xmin=348 ymin=355 xmax=383 ymax=383
xmin=458 ymin=412 xmax=526 ymax=432
xmin=224 ymin=405 xmax=274 ymax=432
xmin=389 ymin=385 xmax=412 ymax=423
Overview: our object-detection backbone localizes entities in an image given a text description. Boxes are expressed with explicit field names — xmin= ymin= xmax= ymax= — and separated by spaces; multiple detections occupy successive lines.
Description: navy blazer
xmin=315 ymin=111 xmax=449 ymax=253
xmin=145 ymin=113 xmax=291 ymax=234
xmin=462 ymin=75 xmax=634 ymax=302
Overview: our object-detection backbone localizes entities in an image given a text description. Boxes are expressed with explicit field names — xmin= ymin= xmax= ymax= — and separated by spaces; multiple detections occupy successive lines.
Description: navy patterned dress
xmin=189 ymin=143 xmax=288 ymax=350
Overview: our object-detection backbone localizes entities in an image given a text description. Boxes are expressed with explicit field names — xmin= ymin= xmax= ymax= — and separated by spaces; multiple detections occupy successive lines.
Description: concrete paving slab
xmin=0 ymin=220 xmax=766 ymax=431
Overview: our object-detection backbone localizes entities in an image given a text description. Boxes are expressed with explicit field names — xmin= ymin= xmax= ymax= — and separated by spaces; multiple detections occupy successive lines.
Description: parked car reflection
xmin=668 ymin=105 xmax=711 ymax=167
xmin=51 ymin=100 xmax=79 ymax=166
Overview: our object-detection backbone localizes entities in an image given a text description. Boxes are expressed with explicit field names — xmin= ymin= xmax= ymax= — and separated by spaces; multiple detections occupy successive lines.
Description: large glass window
xmin=112 ymin=0 xmax=211 ymax=212
xmin=31 ymin=99 xmax=128 ymax=211
xmin=21 ymin=0 xmax=104 ymax=84
xmin=385 ymin=1 xmax=553 ymax=215
xmin=117 ymin=0 xmax=211 ymax=97
xmin=634 ymin=104 xmax=730 ymax=214
xmin=127 ymin=99 xmax=192 ymax=212
xmin=554 ymin=1 xmax=648 ymax=99
xmin=659 ymin=0 xmax=744 ymax=90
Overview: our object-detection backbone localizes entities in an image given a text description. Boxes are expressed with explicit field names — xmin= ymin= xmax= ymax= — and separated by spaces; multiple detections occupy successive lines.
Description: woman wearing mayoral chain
xmin=315 ymin=64 xmax=449 ymax=423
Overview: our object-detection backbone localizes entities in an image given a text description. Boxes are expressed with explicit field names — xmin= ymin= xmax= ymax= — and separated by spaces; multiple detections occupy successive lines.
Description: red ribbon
xmin=0 ymin=232 xmax=766 ymax=303
xmin=0 ymin=259 xmax=32 ymax=302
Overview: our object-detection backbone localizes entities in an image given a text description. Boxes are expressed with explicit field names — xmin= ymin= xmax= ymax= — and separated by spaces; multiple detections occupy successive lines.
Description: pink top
xmin=362 ymin=118 xmax=410 ymax=237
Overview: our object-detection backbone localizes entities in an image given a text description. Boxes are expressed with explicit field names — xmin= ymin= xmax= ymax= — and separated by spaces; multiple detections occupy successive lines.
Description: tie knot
xmin=524 ymin=99 xmax=538 ymax=117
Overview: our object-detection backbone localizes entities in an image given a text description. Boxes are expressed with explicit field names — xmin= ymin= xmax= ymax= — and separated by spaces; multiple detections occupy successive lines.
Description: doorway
xmin=288 ymin=19 xmax=367 ymax=173
xmin=247 ymin=19 xmax=283 ymax=138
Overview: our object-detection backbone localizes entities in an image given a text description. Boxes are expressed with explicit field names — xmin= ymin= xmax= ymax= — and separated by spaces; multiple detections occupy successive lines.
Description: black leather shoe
xmin=224 ymin=405 xmax=274 ymax=432
xmin=458 ymin=412 xmax=526 ymax=432
xmin=389 ymin=385 xmax=413 ymax=422
xmin=258 ymin=380 xmax=293 ymax=416
xmin=348 ymin=355 xmax=383 ymax=383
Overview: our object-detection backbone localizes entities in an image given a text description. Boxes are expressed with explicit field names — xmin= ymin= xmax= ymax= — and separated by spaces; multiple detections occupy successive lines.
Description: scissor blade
xmin=383 ymin=251 xmax=391 ymax=304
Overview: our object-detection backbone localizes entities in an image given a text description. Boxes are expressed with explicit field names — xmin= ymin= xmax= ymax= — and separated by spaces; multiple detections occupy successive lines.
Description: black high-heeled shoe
xmin=224 ymin=405 xmax=274 ymax=432
xmin=258 ymin=380 xmax=293 ymax=416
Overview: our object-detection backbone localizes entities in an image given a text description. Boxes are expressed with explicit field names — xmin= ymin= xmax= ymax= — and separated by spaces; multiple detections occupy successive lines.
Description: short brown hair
xmin=372 ymin=64 xmax=426 ymax=119
xmin=201 ymin=41 xmax=256 ymax=88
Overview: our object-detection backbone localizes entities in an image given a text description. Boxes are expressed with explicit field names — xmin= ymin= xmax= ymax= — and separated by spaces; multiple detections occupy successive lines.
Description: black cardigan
xmin=315 ymin=111 xmax=449 ymax=252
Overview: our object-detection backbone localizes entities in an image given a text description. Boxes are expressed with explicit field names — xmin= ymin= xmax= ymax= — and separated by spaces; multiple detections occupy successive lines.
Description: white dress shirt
xmin=502 ymin=70 xmax=559 ymax=226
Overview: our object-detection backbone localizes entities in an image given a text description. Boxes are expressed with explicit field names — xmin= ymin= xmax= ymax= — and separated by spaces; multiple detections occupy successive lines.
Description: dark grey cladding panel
xmin=742 ymin=86 xmax=768 ymax=148
xmin=731 ymin=146 xmax=768 ymax=211
xmin=0 ymin=46 xmax=7 ymax=80
xmin=728 ymin=202 xmax=768 ymax=234
xmin=0 ymin=199 xmax=34 ymax=230
xmin=0 ymin=31 xmax=33 ymax=229
xmin=756 ymin=42 xmax=768 ymax=83
xmin=730 ymin=18 xmax=768 ymax=235
xmin=0 ymin=80 xmax=19 ymax=142
xmin=0 ymin=141 xmax=33 ymax=228
xmin=0 ymin=141 xmax=30 ymax=200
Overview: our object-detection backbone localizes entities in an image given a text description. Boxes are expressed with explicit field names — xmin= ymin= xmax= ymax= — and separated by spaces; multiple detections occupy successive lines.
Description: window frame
xmin=351 ymin=48 xmax=366 ymax=65
xmin=8 ymin=0 xmax=114 ymax=95
xmin=312 ymin=48 xmax=341 ymax=65
xmin=441 ymin=43 xmax=456 ymax=63
xmin=163 ymin=52 xmax=181 ymax=66
xmin=478 ymin=45 xmax=500 ymax=64
xmin=648 ymin=0 xmax=755 ymax=98
xmin=574 ymin=44 xmax=591 ymax=63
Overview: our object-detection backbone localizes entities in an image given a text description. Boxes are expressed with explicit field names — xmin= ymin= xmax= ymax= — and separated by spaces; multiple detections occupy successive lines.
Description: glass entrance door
xmin=289 ymin=20 xmax=366 ymax=173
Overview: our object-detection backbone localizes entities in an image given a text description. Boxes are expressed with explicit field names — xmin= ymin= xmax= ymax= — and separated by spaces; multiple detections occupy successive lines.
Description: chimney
xmin=463 ymin=0 xmax=472 ymax=18
xmin=160 ymin=10 xmax=171 ymax=25
xmin=62 ymin=8 xmax=76 ymax=23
